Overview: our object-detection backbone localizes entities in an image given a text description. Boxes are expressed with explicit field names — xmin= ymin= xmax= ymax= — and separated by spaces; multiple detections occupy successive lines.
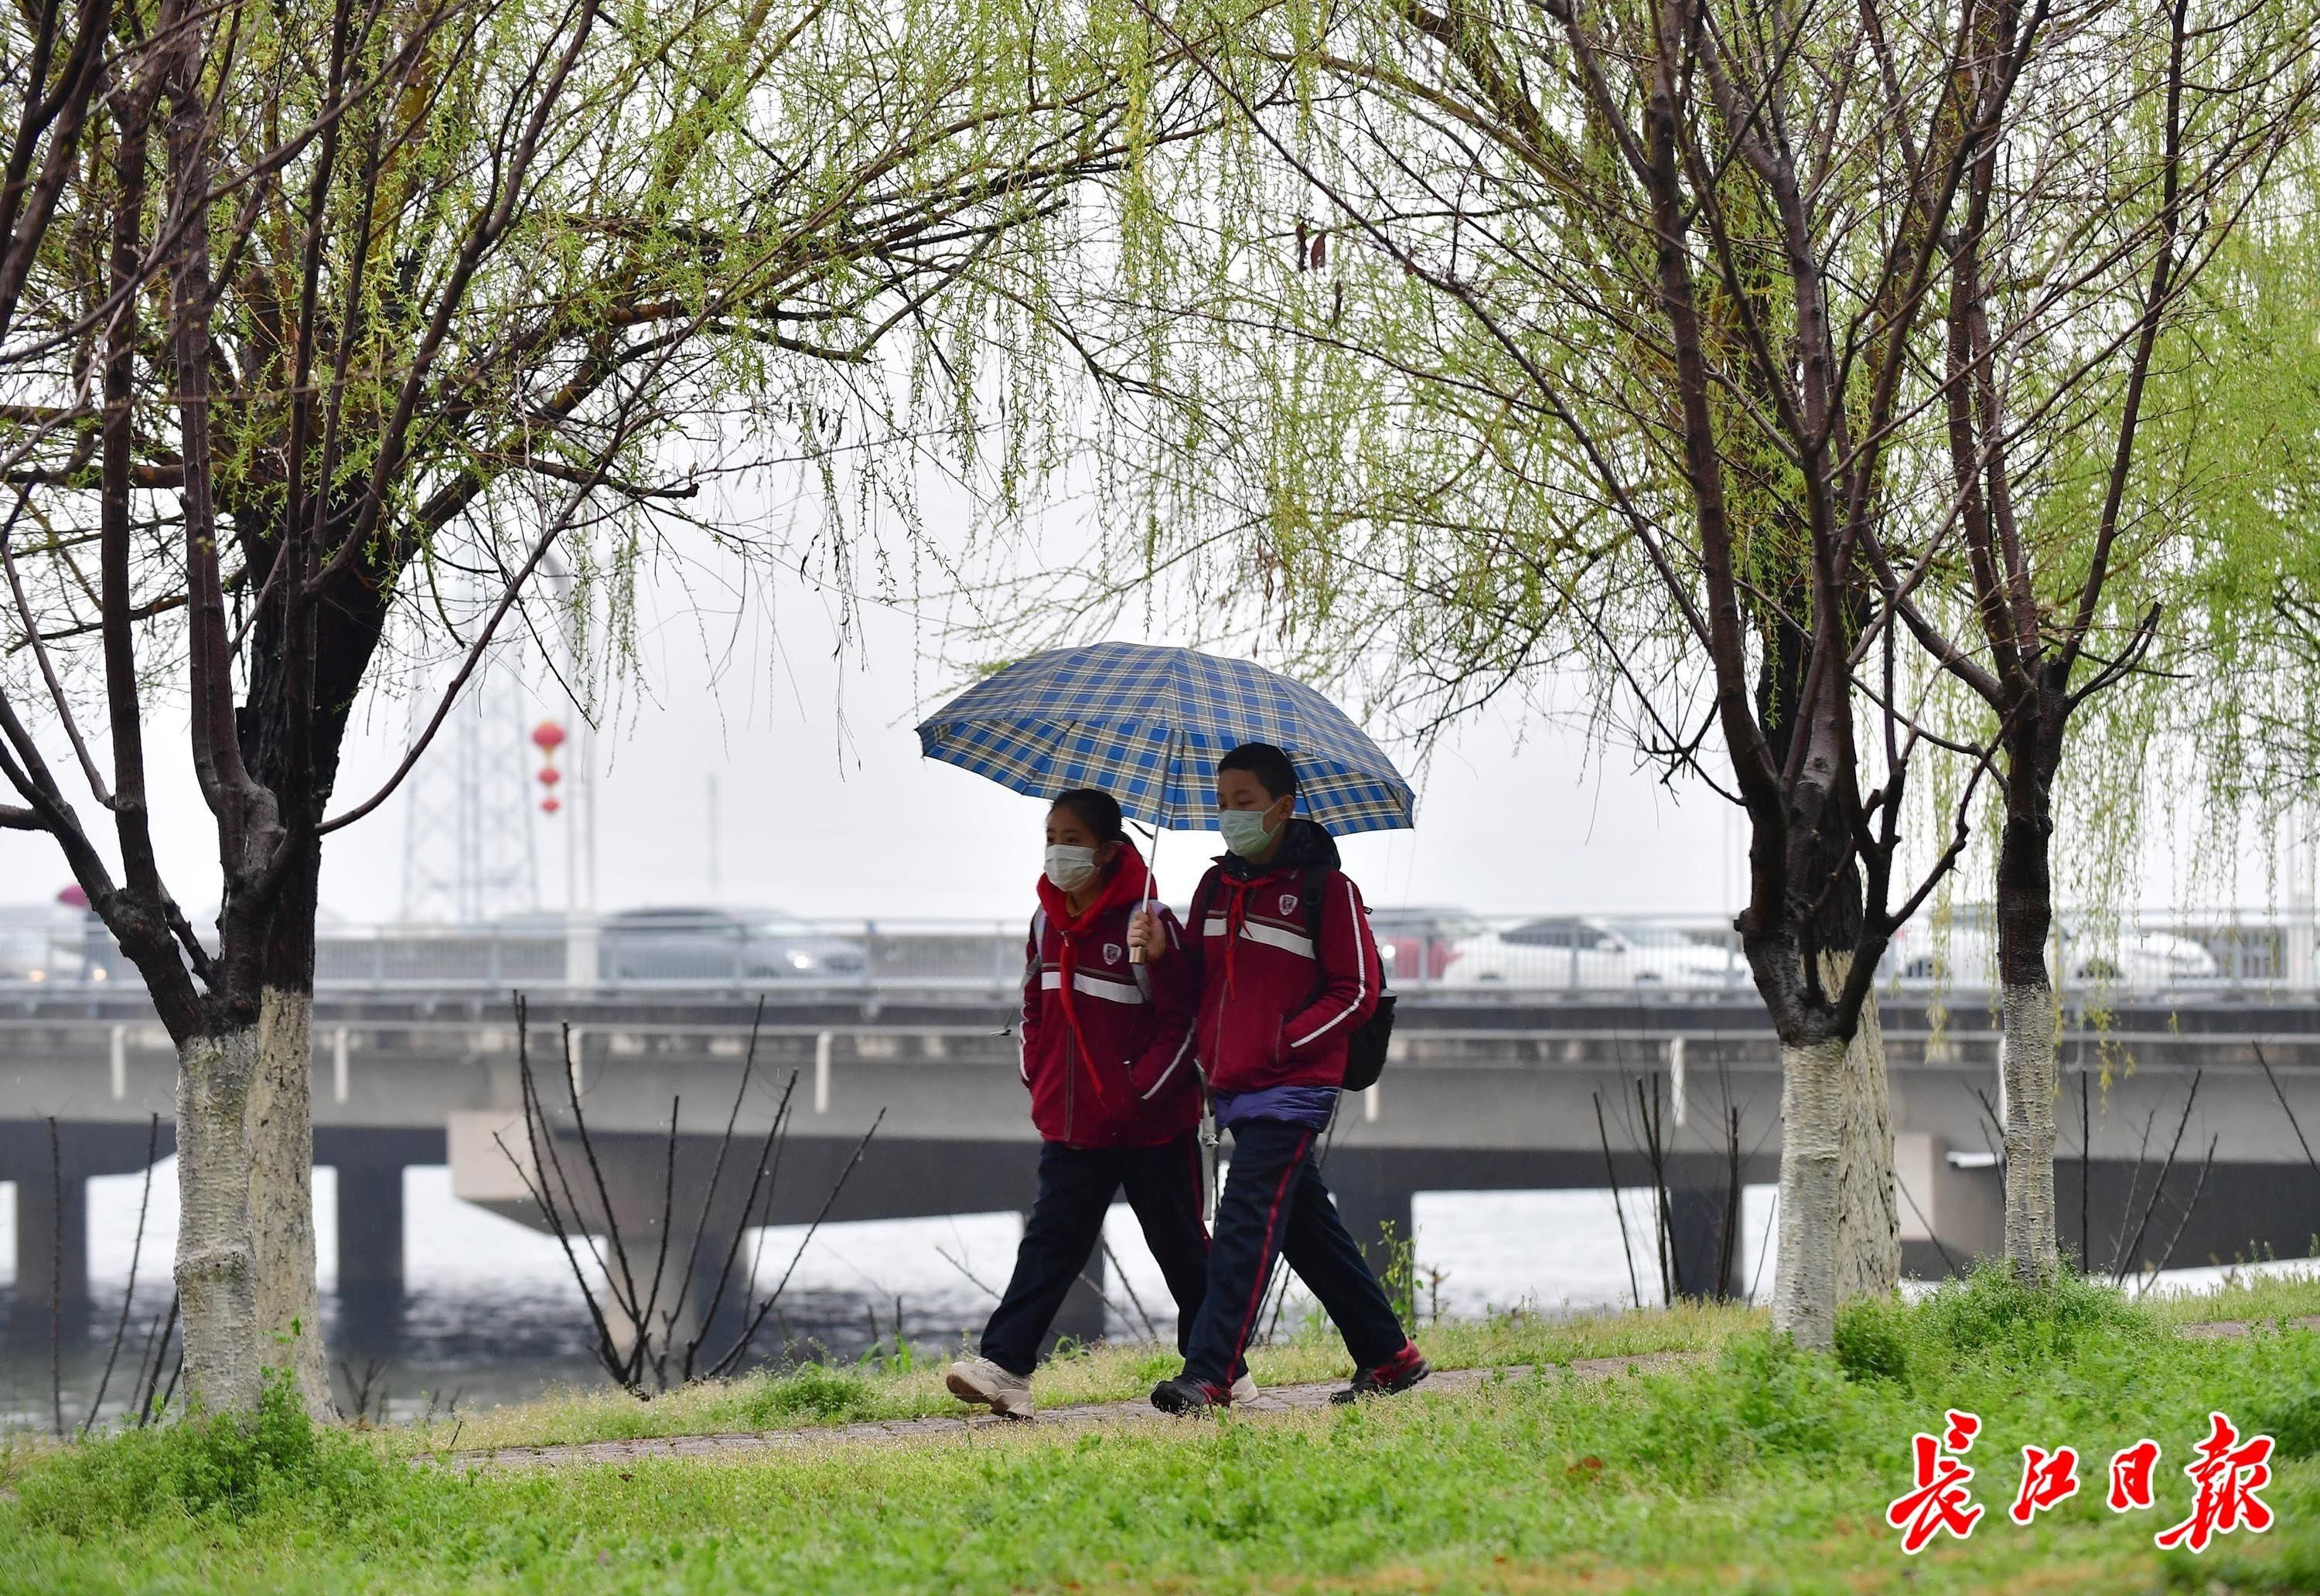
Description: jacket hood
xmin=1036 ymin=836 xmax=1152 ymax=928
xmin=1217 ymin=815 xmax=1339 ymax=878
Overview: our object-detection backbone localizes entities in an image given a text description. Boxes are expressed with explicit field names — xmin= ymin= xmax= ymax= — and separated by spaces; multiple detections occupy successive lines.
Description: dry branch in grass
xmin=499 ymin=993 xmax=885 ymax=1396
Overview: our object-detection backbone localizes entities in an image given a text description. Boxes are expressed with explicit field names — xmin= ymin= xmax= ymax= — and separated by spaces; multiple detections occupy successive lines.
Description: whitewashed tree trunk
xmin=251 ymin=987 xmax=332 ymax=1414
xmin=176 ymin=1027 xmax=264 ymax=1413
xmin=1773 ymin=1034 xmax=1847 ymax=1350
xmin=174 ymin=989 xmax=331 ymax=1416
xmin=2001 ymin=979 xmax=2062 ymax=1283
xmin=1834 ymin=985 xmax=1902 ymax=1302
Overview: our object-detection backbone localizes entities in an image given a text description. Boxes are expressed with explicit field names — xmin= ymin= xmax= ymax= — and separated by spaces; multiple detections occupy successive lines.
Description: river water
xmin=0 ymin=1163 xmax=1779 ymax=1427
xmin=0 ymin=1167 xmax=2302 ymax=1431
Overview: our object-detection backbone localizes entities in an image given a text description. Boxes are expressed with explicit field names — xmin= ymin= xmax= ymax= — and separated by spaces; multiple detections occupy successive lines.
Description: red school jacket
xmin=1180 ymin=818 xmax=1382 ymax=1096
xmin=1016 ymin=840 xmax=1203 ymax=1148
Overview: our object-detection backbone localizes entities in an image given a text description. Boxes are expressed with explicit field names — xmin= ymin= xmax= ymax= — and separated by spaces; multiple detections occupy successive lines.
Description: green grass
xmin=5 ymin=1272 xmax=2319 ymax=1594
xmin=2141 ymin=1264 xmax=2320 ymax=1328
xmin=363 ymin=1294 xmax=1754 ymax=1458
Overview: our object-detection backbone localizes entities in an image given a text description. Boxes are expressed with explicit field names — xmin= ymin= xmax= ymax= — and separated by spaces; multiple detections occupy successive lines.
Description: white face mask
xmin=1218 ymin=808 xmax=1278 ymax=859
xmin=1044 ymin=844 xmax=1099 ymax=892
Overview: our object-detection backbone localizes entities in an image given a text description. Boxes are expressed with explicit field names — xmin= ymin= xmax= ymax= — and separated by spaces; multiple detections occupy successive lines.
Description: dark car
xmin=599 ymin=907 xmax=866 ymax=983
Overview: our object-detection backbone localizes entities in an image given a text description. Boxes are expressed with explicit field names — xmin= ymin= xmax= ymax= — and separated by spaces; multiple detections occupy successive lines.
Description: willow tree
xmin=1866 ymin=2 xmax=2316 ymax=1284
xmin=0 ymin=0 xmax=1207 ymax=1412
xmin=2137 ymin=158 xmax=2320 ymax=864
xmin=1058 ymin=0 xmax=2072 ymax=1345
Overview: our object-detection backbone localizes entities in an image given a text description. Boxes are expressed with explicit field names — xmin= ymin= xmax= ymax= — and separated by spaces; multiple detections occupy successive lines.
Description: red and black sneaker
xmin=1330 ymin=1342 xmax=1430 ymax=1404
xmin=1150 ymin=1376 xmax=1230 ymax=1415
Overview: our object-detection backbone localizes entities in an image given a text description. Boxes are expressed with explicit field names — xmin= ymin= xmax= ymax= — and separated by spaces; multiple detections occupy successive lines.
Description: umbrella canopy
xmin=916 ymin=642 xmax=1415 ymax=835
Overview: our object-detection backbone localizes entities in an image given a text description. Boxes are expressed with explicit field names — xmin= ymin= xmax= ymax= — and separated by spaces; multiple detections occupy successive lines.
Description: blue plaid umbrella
xmin=915 ymin=642 xmax=1415 ymax=835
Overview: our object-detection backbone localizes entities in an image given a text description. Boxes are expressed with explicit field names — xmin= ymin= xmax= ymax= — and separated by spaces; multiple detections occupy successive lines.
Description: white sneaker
xmin=1230 ymin=1373 xmax=1259 ymax=1405
xmin=946 ymin=1357 xmax=1034 ymax=1420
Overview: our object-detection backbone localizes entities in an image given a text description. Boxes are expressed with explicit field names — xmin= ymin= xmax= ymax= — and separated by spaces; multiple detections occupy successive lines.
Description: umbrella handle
xmin=1130 ymin=831 xmax=1156 ymax=963
xmin=1130 ymin=730 xmax=1179 ymax=964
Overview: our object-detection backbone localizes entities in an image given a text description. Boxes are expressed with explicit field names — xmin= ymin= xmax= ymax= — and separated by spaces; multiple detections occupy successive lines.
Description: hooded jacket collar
xmin=1036 ymin=837 xmax=1152 ymax=931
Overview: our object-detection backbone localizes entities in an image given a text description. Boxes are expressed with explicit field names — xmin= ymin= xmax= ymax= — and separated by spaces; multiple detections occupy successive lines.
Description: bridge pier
xmin=11 ymin=1154 xmax=90 ymax=1343
xmin=2056 ymin=1159 xmax=2320 ymax=1277
xmin=314 ymin=1129 xmax=440 ymax=1352
xmin=333 ymin=1160 xmax=406 ymax=1348
xmin=1332 ymin=1180 xmax=1414 ymax=1269
xmin=1 ymin=1120 xmax=169 ymax=1350
xmin=1665 ymin=1182 xmax=1741 ymax=1300
xmin=1039 ymin=1227 xmax=1107 ymax=1356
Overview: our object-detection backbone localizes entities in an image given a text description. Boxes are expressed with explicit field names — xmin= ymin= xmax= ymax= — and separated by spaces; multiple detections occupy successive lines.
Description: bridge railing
xmin=2 ymin=905 xmax=2317 ymax=998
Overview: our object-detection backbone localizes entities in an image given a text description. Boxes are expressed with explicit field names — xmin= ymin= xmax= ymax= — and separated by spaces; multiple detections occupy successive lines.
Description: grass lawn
xmin=3 ymin=1269 xmax=2319 ymax=1594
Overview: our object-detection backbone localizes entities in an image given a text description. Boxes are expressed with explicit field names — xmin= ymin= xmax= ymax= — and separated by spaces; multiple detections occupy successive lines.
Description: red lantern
xmin=532 ymin=720 xmax=567 ymax=818
xmin=56 ymin=883 xmax=88 ymax=908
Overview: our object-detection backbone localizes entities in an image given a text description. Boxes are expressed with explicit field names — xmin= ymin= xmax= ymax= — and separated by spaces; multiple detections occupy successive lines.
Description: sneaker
xmin=1329 ymin=1342 xmax=1431 ymax=1404
xmin=1150 ymin=1375 xmax=1230 ymax=1415
xmin=1229 ymin=1372 xmax=1259 ymax=1405
xmin=946 ymin=1357 xmax=1034 ymax=1420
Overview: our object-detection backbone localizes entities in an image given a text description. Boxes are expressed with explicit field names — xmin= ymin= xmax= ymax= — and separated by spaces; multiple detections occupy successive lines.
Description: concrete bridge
xmin=6 ymin=985 xmax=2320 ymax=1352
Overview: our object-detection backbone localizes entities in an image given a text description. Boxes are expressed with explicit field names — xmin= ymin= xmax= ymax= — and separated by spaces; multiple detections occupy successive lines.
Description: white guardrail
xmin=3 ymin=905 xmax=2318 ymax=998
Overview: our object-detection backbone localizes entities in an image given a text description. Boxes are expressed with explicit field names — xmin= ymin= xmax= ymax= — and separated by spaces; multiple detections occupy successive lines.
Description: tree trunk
xmin=2000 ymin=979 xmax=2061 ymax=1281
xmin=1833 ymin=984 xmax=1901 ymax=1302
xmin=1752 ymin=581 xmax=1897 ymax=1317
xmin=1773 ymin=1034 xmax=1848 ymax=1350
xmin=172 ymin=993 xmax=332 ymax=1416
xmin=1997 ymin=713 xmax=2064 ymax=1285
xmin=223 ymin=502 xmax=388 ymax=1419
xmin=251 ymin=986 xmax=332 ymax=1413
xmin=175 ymin=1026 xmax=264 ymax=1413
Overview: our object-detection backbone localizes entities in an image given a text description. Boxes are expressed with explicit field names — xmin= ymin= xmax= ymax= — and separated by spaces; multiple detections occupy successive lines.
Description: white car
xmin=1443 ymin=917 xmax=1745 ymax=990
xmin=1888 ymin=918 xmax=2217 ymax=994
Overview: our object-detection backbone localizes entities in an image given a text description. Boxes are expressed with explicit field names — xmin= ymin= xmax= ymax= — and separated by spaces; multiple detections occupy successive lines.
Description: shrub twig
xmin=2114 ymin=1069 xmax=2202 ymax=1285
xmin=47 ymin=1115 xmax=62 ymax=1439
xmin=2140 ymin=1136 xmax=2220 ymax=1294
xmin=83 ymin=1113 xmax=160 ymax=1436
xmin=1594 ymin=1090 xmax=1641 ymax=1311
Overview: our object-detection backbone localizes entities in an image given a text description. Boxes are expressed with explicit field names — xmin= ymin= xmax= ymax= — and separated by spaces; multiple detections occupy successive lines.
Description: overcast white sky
xmin=2 ymin=466 xmax=2276 ymax=930
xmin=524 ymin=591 xmax=1746 ymax=922
xmin=0 ymin=472 xmax=1756 ymax=925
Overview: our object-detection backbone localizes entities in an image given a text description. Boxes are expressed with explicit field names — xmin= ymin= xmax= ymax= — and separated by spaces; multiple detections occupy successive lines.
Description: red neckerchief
xmin=1034 ymin=841 xmax=1152 ymax=1103
xmin=1209 ymin=857 xmax=1291 ymax=995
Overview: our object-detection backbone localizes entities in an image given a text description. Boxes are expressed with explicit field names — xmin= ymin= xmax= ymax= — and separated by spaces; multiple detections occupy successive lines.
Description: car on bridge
xmin=599 ymin=907 xmax=868 ymax=984
xmin=1440 ymin=916 xmax=1747 ymax=990
xmin=1888 ymin=916 xmax=2218 ymax=994
xmin=0 ymin=903 xmax=91 ymax=984
xmin=1367 ymin=907 xmax=1486 ymax=984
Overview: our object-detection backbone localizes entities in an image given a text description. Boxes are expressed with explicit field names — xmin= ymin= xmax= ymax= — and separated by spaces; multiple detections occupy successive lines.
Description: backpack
xmin=1191 ymin=865 xmax=1397 ymax=1093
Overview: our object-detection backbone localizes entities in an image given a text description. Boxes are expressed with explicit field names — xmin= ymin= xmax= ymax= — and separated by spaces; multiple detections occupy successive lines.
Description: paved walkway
xmin=437 ymin=1315 xmax=2319 ymax=1473
xmin=438 ymin=1351 xmax=1702 ymax=1473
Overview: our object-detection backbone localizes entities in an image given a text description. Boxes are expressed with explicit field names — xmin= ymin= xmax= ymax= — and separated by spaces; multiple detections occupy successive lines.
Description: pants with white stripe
xmin=980 ymin=1130 xmax=1215 ymax=1376
xmin=1179 ymin=1117 xmax=1409 ymax=1388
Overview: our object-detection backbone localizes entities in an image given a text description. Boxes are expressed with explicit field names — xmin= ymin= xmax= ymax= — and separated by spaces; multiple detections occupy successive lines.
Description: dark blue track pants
xmin=1179 ymin=1117 xmax=1407 ymax=1386
xmin=980 ymin=1131 xmax=1213 ymax=1376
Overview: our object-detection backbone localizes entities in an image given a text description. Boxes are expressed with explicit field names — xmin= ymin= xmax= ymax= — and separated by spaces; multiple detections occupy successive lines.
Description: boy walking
xmin=1130 ymin=742 xmax=1428 ymax=1412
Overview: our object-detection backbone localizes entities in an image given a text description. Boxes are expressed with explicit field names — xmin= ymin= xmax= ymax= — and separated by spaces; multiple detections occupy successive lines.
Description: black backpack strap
xmin=1300 ymin=866 xmax=1329 ymax=1004
xmin=1024 ymin=908 xmax=1048 ymax=985
xmin=1188 ymin=866 xmax=1220 ymax=946
xmin=1298 ymin=865 xmax=1383 ymax=996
